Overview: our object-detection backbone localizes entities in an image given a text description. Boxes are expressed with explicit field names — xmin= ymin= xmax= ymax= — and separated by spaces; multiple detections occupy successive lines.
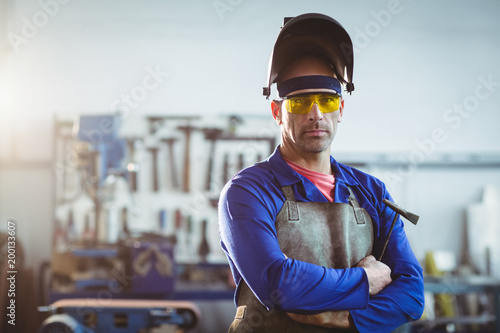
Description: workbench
xmin=420 ymin=275 xmax=500 ymax=332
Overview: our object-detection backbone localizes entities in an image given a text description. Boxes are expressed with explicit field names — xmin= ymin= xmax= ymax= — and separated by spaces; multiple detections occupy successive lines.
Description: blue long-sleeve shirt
xmin=218 ymin=147 xmax=424 ymax=332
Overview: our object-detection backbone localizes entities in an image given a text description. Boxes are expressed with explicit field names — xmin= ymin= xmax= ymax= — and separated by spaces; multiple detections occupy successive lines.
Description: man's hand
xmin=356 ymin=255 xmax=392 ymax=295
xmin=285 ymin=256 xmax=390 ymax=328
xmin=286 ymin=310 xmax=354 ymax=329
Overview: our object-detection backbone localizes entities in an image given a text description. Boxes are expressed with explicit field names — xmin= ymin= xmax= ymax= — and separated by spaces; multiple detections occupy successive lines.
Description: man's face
xmin=272 ymin=57 xmax=344 ymax=154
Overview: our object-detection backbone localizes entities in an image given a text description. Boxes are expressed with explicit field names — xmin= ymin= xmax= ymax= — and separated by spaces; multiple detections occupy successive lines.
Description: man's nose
xmin=308 ymin=103 xmax=323 ymax=121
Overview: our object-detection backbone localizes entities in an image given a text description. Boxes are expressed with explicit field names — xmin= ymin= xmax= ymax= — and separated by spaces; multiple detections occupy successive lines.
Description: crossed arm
xmin=220 ymin=177 xmax=425 ymax=332
xmin=285 ymin=255 xmax=392 ymax=329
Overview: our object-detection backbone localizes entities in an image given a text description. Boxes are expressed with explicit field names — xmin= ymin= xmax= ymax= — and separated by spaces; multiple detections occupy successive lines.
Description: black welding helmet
xmin=263 ymin=13 xmax=355 ymax=99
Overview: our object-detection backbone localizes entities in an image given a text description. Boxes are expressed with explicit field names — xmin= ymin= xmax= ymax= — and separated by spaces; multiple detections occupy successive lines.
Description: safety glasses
xmin=282 ymin=93 xmax=340 ymax=115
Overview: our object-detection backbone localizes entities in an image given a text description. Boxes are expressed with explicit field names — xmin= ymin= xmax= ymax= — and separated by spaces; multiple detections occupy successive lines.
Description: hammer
xmin=147 ymin=147 xmax=159 ymax=192
xmin=125 ymin=138 xmax=140 ymax=192
xmin=146 ymin=116 xmax=165 ymax=135
xmin=222 ymin=153 xmax=229 ymax=185
xmin=198 ymin=219 xmax=210 ymax=263
xmin=202 ymin=128 xmax=223 ymax=191
xmin=378 ymin=199 xmax=419 ymax=261
xmin=177 ymin=124 xmax=197 ymax=193
xmin=160 ymin=138 xmax=179 ymax=190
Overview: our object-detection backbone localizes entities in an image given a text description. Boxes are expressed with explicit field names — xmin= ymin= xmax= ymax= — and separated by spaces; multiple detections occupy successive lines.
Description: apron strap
xmin=282 ymin=185 xmax=367 ymax=224
xmin=347 ymin=186 xmax=367 ymax=225
xmin=282 ymin=186 xmax=299 ymax=221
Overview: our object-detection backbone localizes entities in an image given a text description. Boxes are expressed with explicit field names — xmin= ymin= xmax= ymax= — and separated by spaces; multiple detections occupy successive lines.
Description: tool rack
xmin=49 ymin=112 xmax=278 ymax=303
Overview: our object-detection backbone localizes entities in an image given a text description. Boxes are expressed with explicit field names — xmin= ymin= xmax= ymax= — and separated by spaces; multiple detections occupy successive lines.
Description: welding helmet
xmin=263 ymin=13 xmax=355 ymax=99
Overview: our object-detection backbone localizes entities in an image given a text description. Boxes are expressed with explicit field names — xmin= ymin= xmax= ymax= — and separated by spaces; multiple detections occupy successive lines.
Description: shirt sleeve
xmin=350 ymin=187 xmax=425 ymax=333
xmin=219 ymin=177 xmax=370 ymax=313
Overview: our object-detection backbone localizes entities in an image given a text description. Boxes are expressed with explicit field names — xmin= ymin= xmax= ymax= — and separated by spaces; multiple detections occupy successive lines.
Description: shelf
xmin=415 ymin=314 xmax=495 ymax=326
xmin=423 ymin=275 xmax=500 ymax=332
xmin=334 ymin=152 xmax=500 ymax=168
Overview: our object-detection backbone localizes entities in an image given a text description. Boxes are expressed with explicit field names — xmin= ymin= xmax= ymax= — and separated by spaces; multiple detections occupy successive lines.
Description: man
xmin=218 ymin=13 xmax=424 ymax=332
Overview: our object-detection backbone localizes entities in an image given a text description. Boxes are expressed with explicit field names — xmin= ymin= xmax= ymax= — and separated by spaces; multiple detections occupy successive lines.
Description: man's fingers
xmin=356 ymin=254 xmax=376 ymax=266
xmin=286 ymin=312 xmax=310 ymax=324
xmin=286 ymin=311 xmax=352 ymax=329
xmin=357 ymin=255 xmax=392 ymax=295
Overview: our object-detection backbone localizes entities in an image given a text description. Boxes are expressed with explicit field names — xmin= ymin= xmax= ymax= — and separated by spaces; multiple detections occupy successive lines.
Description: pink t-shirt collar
xmin=283 ymin=157 xmax=336 ymax=202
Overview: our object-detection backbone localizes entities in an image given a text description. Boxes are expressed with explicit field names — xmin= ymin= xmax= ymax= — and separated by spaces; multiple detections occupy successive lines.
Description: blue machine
xmin=37 ymin=299 xmax=199 ymax=333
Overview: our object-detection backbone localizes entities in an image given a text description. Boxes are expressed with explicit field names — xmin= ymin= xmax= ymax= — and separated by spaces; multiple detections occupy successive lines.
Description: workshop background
xmin=1 ymin=0 xmax=500 ymax=332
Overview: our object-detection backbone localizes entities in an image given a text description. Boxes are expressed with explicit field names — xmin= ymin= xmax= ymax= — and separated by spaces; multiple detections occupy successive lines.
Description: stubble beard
xmin=296 ymin=132 xmax=333 ymax=153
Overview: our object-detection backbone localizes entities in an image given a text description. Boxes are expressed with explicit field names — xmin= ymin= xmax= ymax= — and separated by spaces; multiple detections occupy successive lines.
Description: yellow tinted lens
xmin=284 ymin=94 xmax=339 ymax=114
xmin=285 ymin=96 xmax=313 ymax=114
xmin=316 ymin=94 xmax=340 ymax=113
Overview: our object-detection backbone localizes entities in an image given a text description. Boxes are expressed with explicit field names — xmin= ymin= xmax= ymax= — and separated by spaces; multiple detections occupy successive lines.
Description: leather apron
xmin=228 ymin=185 xmax=374 ymax=333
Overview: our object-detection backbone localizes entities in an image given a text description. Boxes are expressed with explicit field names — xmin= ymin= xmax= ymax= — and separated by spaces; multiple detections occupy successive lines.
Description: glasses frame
xmin=280 ymin=92 xmax=341 ymax=115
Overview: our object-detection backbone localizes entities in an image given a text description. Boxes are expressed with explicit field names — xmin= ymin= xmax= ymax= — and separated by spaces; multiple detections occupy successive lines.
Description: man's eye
xmin=319 ymin=98 xmax=333 ymax=104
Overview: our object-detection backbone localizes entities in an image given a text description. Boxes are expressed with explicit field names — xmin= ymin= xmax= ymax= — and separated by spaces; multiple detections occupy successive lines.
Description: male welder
xmin=218 ymin=13 xmax=424 ymax=332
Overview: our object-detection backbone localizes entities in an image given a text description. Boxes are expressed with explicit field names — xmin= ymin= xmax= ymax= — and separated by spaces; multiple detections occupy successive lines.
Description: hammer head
xmin=382 ymin=199 xmax=419 ymax=225
xmin=201 ymin=128 xmax=223 ymax=140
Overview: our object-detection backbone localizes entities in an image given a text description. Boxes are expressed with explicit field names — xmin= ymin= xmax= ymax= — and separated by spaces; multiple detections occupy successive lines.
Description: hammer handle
xmin=378 ymin=212 xmax=398 ymax=261
xmin=183 ymin=133 xmax=191 ymax=192
xmin=205 ymin=140 xmax=216 ymax=191
xmin=149 ymin=148 xmax=159 ymax=192
xmin=166 ymin=140 xmax=179 ymax=189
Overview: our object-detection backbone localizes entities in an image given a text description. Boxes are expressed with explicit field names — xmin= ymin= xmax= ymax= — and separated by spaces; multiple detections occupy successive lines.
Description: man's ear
xmin=338 ymin=99 xmax=344 ymax=123
xmin=271 ymin=100 xmax=282 ymax=125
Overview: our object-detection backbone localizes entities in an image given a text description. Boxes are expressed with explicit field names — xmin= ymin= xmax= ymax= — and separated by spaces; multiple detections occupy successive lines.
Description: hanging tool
xmin=146 ymin=116 xmax=166 ymax=135
xmin=66 ymin=210 xmax=77 ymax=245
xmin=53 ymin=219 xmax=67 ymax=253
xmin=186 ymin=215 xmax=194 ymax=262
xmin=202 ymin=128 xmax=223 ymax=191
xmin=222 ymin=153 xmax=229 ymax=185
xmin=82 ymin=212 xmax=96 ymax=246
xmin=56 ymin=120 xmax=73 ymax=204
xmin=237 ymin=153 xmax=244 ymax=172
xmin=119 ymin=207 xmax=130 ymax=240
xmin=147 ymin=147 xmax=159 ymax=192
xmin=173 ymin=209 xmax=182 ymax=246
xmin=160 ymin=138 xmax=180 ymax=190
xmin=198 ymin=219 xmax=210 ymax=263
xmin=177 ymin=124 xmax=197 ymax=193
xmin=159 ymin=209 xmax=167 ymax=234
xmin=125 ymin=138 xmax=140 ymax=192
xmin=156 ymin=209 xmax=178 ymax=244
xmin=378 ymin=199 xmax=419 ymax=261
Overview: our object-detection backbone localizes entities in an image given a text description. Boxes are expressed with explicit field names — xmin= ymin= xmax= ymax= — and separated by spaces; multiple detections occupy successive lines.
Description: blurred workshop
xmin=1 ymin=1 xmax=500 ymax=333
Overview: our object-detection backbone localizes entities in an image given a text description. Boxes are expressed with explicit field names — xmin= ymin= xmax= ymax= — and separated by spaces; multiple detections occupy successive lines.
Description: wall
xmin=1 ymin=0 xmax=500 ymax=287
